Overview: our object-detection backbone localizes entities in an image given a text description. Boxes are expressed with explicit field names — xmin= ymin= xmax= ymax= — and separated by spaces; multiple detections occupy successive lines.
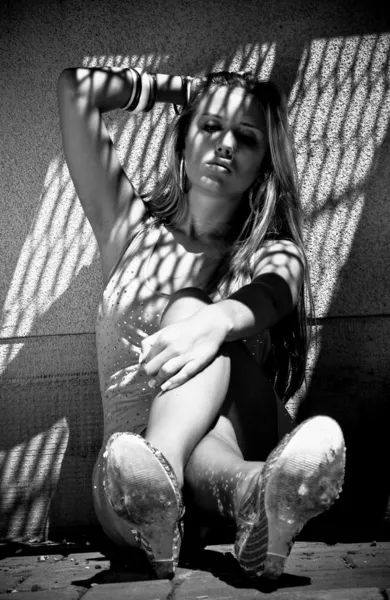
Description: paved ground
xmin=0 ymin=540 xmax=390 ymax=599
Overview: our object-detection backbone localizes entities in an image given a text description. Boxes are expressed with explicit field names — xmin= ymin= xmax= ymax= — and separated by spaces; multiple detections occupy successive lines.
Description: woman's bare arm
xmin=204 ymin=240 xmax=305 ymax=341
xmin=57 ymin=67 xmax=185 ymax=285
xmin=139 ymin=240 xmax=305 ymax=391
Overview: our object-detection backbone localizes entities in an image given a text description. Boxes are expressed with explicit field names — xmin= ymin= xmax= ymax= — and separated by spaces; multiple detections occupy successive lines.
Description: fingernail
xmin=148 ymin=379 xmax=157 ymax=389
xmin=161 ymin=381 xmax=172 ymax=392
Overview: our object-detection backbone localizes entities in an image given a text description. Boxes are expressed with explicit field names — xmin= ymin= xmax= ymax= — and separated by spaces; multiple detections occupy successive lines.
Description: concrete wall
xmin=1 ymin=0 xmax=389 ymax=541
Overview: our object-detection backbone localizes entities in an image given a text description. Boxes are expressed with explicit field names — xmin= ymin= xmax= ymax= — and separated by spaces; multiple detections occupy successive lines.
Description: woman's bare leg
xmin=144 ymin=288 xmax=228 ymax=484
xmin=144 ymin=288 xmax=292 ymax=518
xmin=103 ymin=287 xmax=345 ymax=580
xmin=183 ymin=418 xmax=264 ymax=520
xmin=183 ymin=336 xmax=294 ymax=519
xmin=101 ymin=287 xmax=281 ymax=560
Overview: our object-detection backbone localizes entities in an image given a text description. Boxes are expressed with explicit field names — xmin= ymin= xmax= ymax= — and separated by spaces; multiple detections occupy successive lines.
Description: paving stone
xmin=0 ymin=553 xmax=109 ymax=594
xmin=0 ymin=588 xmax=83 ymax=600
xmin=0 ymin=555 xmax=64 ymax=593
xmin=0 ymin=543 xmax=389 ymax=600
xmin=82 ymin=579 xmax=171 ymax=599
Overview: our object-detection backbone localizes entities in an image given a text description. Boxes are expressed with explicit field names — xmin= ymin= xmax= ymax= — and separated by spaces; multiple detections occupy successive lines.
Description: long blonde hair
xmin=144 ymin=71 xmax=314 ymax=402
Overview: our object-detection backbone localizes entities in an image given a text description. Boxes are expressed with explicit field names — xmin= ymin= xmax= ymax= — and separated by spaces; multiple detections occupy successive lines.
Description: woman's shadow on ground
xmin=71 ymin=534 xmax=311 ymax=592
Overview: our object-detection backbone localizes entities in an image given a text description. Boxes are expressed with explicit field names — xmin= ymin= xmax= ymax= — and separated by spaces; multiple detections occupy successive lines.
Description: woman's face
xmin=183 ymin=85 xmax=268 ymax=201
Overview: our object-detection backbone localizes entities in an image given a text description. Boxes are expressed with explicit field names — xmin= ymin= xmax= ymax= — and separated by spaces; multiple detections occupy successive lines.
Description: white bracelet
xmin=131 ymin=71 xmax=151 ymax=113
xmin=122 ymin=68 xmax=138 ymax=110
xmin=186 ymin=76 xmax=193 ymax=105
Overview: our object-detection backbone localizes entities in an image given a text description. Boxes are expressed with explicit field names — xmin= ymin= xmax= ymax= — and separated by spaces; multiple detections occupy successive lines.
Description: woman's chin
xmin=198 ymin=174 xmax=227 ymax=191
xmin=189 ymin=175 xmax=242 ymax=202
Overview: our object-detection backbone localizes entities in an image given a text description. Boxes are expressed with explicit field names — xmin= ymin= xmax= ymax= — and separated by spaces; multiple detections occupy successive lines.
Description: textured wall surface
xmin=0 ymin=0 xmax=389 ymax=541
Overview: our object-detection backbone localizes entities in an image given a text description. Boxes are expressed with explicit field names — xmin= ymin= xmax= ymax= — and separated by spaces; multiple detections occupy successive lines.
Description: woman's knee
xmin=161 ymin=287 xmax=212 ymax=325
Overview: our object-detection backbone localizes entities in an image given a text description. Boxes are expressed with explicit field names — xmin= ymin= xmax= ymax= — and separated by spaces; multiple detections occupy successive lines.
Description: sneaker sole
xmin=102 ymin=433 xmax=184 ymax=579
xmin=235 ymin=416 xmax=346 ymax=579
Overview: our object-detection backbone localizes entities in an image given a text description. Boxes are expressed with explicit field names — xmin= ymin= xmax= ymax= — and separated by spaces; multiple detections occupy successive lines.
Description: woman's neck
xmin=180 ymin=187 xmax=242 ymax=246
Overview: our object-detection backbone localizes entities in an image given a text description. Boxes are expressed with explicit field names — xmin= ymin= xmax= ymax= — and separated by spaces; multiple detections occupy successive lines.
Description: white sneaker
xmin=235 ymin=416 xmax=346 ymax=579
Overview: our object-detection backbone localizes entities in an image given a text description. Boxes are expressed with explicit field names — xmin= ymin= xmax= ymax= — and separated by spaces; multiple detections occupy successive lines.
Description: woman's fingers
xmin=145 ymin=352 xmax=205 ymax=391
xmin=140 ymin=330 xmax=184 ymax=374
xmin=142 ymin=347 xmax=172 ymax=378
xmin=160 ymin=360 xmax=200 ymax=392
xmin=150 ymin=355 xmax=187 ymax=388
xmin=138 ymin=320 xmax=220 ymax=391
xmin=139 ymin=331 xmax=161 ymax=364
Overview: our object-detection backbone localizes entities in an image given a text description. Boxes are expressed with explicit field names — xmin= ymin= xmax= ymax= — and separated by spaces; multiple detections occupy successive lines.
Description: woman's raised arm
xmin=57 ymin=67 xmax=185 ymax=285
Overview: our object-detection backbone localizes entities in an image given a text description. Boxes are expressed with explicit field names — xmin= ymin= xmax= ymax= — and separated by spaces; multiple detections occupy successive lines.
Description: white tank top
xmin=95 ymin=221 xmax=271 ymax=439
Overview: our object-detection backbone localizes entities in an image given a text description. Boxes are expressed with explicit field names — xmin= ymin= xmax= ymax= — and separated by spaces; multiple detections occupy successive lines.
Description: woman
xmin=57 ymin=67 xmax=345 ymax=580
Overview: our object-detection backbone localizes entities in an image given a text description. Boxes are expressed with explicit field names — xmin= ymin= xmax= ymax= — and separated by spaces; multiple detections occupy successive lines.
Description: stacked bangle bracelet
xmin=144 ymin=72 xmax=157 ymax=112
xmin=173 ymin=76 xmax=192 ymax=115
xmin=123 ymin=69 xmax=190 ymax=114
xmin=122 ymin=69 xmax=156 ymax=113
xmin=122 ymin=68 xmax=139 ymax=111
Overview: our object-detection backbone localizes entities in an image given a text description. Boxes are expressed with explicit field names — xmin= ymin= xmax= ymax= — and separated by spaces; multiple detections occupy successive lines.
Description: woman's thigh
xmin=161 ymin=286 xmax=294 ymax=460
xmin=219 ymin=340 xmax=294 ymax=461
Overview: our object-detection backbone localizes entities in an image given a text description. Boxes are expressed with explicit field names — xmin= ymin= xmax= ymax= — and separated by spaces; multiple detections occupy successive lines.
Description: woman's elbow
xmin=57 ymin=68 xmax=79 ymax=101
xmin=57 ymin=68 xmax=91 ymax=103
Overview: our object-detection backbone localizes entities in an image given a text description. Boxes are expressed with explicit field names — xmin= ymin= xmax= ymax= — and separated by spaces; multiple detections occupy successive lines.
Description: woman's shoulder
xmin=249 ymin=237 xmax=306 ymax=285
xmin=101 ymin=205 xmax=158 ymax=289
xmin=246 ymin=237 xmax=306 ymax=307
xmin=255 ymin=237 xmax=305 ymax=262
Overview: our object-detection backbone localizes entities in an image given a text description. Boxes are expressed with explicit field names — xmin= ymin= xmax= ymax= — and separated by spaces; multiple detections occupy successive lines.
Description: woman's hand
xmin=139 ymin=305 xmax=230 ymax=392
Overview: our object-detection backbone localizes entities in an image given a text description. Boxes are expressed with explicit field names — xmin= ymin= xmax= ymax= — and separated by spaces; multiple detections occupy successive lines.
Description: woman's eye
xmin=238 ymin=132 xmax=257 ymax=146
xmin=203 ymin=122 xmax=220 ymax=133
xmin=201 ymin=122 xmax=258 ymax=146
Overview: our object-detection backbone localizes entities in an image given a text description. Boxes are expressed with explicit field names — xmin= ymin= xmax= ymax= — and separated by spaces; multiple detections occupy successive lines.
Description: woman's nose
xmin=216 ymin=131 xmax=235 ymax=158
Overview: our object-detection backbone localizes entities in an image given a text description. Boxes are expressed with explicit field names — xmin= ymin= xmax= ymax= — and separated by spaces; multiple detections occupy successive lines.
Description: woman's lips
xmin=206 ymin=162 xmax=231 ymax=173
